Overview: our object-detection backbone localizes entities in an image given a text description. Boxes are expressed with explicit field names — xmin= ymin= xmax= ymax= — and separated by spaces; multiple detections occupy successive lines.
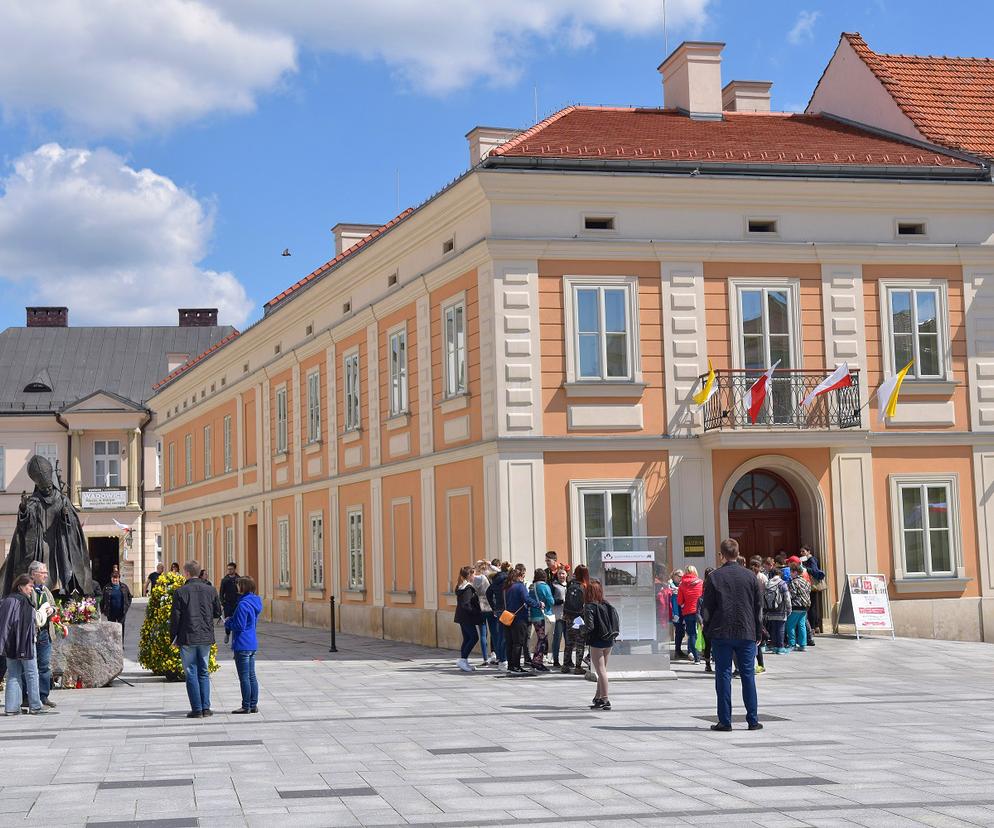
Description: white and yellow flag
xmin=693 ymin=359 xmax=717 ymax=406
xmin=877 ymin=360 xmax=913 ymax=423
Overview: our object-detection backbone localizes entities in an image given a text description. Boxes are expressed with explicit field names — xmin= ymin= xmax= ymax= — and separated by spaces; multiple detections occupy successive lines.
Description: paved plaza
xmin=1 ymin=603 xmax=994 ymax=827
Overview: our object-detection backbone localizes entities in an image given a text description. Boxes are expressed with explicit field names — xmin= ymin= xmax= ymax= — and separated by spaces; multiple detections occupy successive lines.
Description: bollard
xmin=329 ymin=595 xmax=338 ymax=653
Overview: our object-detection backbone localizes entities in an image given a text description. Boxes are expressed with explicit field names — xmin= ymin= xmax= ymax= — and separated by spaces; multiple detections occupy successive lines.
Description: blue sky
xmin=0 ymin=1 xmax=990 ymax=331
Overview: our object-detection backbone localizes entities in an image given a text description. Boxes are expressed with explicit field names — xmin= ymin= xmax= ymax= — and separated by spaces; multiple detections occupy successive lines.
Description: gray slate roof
xmin=0 ymin=325 xmax=234 ymax=413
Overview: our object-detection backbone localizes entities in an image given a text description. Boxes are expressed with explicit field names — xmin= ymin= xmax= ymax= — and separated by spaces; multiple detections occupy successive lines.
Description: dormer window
xmin=23 ymin=369 xmax=53 ymax=393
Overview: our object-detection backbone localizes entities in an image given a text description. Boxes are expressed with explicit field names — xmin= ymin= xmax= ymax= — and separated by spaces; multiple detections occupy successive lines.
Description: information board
xmin=836 ymin=573 xmax=894 ymax=639
xmin=80 ymin=488 xmax=128 ymax=510
xmin=683 ymin=535 xmax=705 ymax=558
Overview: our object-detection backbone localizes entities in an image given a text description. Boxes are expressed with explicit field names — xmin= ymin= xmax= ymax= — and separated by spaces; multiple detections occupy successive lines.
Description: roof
xmin=151 ymin=328 xmax=240 ymax=391
xmin=0 ymin=324 xmax=234 ymax=413
xmin=841 ymin=32 xmax=994 ymax=160
xmin=486 ymin=105 xmax=981 ymax=170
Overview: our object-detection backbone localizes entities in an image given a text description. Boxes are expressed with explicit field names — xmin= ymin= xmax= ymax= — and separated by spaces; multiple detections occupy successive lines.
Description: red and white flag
xmin=801 ymin=362 xmax=852 ymax=407
xmin=747 ymin=360 xmax=780 ymax=423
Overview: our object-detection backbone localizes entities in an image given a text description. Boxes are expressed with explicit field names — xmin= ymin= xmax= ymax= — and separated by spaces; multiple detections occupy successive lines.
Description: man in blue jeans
xmin=169 ymin=561 xmax=222 ymax=718
xmin=28 ymin=561 xmax=57 ymax=710
xmin=700 ymin=538 xmax=764 ymax=732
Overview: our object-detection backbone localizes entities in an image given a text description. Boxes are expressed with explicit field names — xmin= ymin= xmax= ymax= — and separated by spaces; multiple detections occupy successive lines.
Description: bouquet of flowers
xmin=58 ymin=596 xmax=99 ymax=625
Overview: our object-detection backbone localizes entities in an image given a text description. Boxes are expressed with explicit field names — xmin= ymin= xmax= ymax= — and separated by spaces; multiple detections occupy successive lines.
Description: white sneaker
xmin=487 ymin=653 xmax=498 ymax=665
xmin=456 ymin=658 xmax=473 ymax=673
xmin=499 ymin=661 xmax=508 ymax=671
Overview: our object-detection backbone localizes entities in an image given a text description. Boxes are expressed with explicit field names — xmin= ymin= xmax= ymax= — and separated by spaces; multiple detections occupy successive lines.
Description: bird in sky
xmin=281 ymin=248 xmax=291 ymax=257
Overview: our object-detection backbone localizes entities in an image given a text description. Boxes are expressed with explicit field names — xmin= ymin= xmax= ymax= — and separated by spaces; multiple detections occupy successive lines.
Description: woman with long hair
xmin=562 ymin=564 xmax=590 ymax=674
xmin=454 ymin=566 xmax=484 ymax=672
xmin=528 ymin=568 xmax=554 ymax=672
xmin=580 ymin=579 xmax=618 ymax=710
xmin=502 ymin=566 xmax=539 ymax=675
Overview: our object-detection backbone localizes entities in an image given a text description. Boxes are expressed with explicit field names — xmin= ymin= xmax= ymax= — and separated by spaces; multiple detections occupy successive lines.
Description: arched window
xmin=729 ymin=471 xmax=795 ymax=511
xmin=23 ymin=368 xmax=53 ymax=393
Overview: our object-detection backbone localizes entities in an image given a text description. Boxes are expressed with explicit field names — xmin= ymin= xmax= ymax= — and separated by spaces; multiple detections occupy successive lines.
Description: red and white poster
xmin=846 ymin=573 xmax=893 ymax=631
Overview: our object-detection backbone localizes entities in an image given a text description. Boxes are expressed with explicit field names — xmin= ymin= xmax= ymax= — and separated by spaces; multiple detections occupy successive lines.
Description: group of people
xmin=663 ymin=545 xmax=827 ymax=671
xmin=454 ymin=552 xmax=620 ymax=710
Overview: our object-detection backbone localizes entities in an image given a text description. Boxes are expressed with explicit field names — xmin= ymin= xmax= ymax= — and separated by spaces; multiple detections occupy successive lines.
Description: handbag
xmin=695 ymin=623 xmax=705 ymax=653
xmin=499 ymin=606 xmax=521 ymax=626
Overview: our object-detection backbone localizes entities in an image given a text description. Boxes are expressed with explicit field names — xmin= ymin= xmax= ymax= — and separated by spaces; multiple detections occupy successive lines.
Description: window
xmin=35 ymin=443 xmax=58 ymax=467
xmin=155 ymin=440 xmax=162 ymax=488
xmin=186 ymin=531 xmax=194 ymax=557
xmin=570 ymin=479 xmax=646 ymax=564
xmin=184 ymin=434 xmax=193 ymax=485
xmin=388 ymin=328 xmax=408 ymax=415
xmin=203 ymin=426 xmax=212 ymax=479
xmin=223 ymin=415 xmax=233 ymax=473
xmin=168 ymin=443 xmax=176 ymax=490
xmin=94 ymin=440 xmax=121 ymax=487
xmin=310 ymin=514 xmax=324 ymax=587
xmin=388 ymin=272 xmax=398 ymax=287
xmin=347 ymin=508 xmax=364 ymax=589
xmin=442 ymin=237 xmax=455 ymax=255
xmin=275 ymin=386 xmax=288 ymax=453
xmin=170 ymin=534 xmax=177 ymax=563
xmin=897 ymin=221 xmax=927 ymax=236
xmin=737 ymin=284 xmax=797 ymax=423
xmin=225 ymin=526 xmax=235 ymax=565
xmin=443 ymin=300 xmax=467 ymax=397
xmin=729 ymin=472 xmax=794 ymax=511
xmin=747 ymin=218 xmax=778 ymax=234
xmin=567 ymin=279 xmax=638 ymax=382
xmin=306 ymin=324 xmax=313 ymax=336
xmin=277 ymin=518 xmax=290 ymax=587
xmin=204 ymin=528 xmax=214 ymax=577
xmin=155 ymin=534 xmax=163 ymax=565
xmin=344 ymin=352 xmax=361 ymax=431
xmin=887 ymin=286 xmax=943 ymax=379
xmin=0 ymin=447 xmax=5 ymax=491
xmin=343 ymin=300 xmax=352 ymax=314
xmin=897 ymin=482 xmax=954 ymax=577
xmin=584 ymin=215 xmax=615 ymax=231
xmin=307 ymin=370 xmax=321 ymax=443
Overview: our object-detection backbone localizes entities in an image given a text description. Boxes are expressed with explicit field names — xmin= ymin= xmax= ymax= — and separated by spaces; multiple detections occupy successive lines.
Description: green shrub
xmin=138 ymin=571 xmax=218 ymax=679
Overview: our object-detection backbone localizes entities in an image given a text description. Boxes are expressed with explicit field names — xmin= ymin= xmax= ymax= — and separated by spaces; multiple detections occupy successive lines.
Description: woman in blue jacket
xmin=224 ymin=576 xmax=263 ymax=714
xmin=503 ymin=567 xmax=540 ymax=675
xmin=528 ymin=569 xmax=555 ymax=672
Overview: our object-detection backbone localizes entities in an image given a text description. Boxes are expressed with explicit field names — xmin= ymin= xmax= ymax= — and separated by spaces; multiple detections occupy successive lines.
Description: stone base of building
xmin=832 ymin=597 xmax=994 ymax=643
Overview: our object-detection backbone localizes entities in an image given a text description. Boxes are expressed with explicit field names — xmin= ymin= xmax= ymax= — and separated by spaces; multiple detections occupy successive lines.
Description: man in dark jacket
xmin=219 ymin=562 xmax=240 ymax=644
xmin=0 ymin=574 xmax=52 ymax=715
xmin=170 ymin=560 xmax=222 ymax=718
xmin=100 ymin=571 xmax=133 ymax=642
xmin=700 ymin=538 xmax=763 ymax=732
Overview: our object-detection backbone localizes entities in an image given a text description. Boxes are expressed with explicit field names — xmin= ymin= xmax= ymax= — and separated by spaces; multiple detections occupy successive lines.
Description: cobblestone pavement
xmin=2 ymin=600 xmax=993 ymax=827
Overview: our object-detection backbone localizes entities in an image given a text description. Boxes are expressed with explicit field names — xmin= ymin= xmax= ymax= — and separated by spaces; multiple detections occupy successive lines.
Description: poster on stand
xmin=837 ymin=573 xmax=894 ymax=639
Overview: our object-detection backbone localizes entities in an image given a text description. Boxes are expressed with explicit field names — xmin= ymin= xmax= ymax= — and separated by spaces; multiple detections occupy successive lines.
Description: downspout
xmin=138 ymin=409 xmax=152 ymax=591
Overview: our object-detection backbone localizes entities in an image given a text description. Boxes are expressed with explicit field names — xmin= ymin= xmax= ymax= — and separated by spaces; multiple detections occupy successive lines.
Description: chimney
xmin=465 ymin=126 xmax=522 ymax=166
xmin=178 ymin=308 xmax=218 ymax=327
xmin=26 ymin=307 xmax=68 ymax=328
xmin=331 ymin=223 xmax=381 ymax=257
xmin=722 ymin=80 xmax=772 ymax=112
xmin=658 ymin=41 xmax=725 ymax=119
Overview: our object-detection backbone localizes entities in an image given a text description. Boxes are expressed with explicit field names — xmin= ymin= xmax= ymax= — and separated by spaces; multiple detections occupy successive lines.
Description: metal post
xmin=329 ymin=596 xmax=338 ymax=653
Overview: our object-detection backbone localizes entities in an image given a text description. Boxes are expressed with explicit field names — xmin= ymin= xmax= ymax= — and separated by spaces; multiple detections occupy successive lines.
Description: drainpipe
xmin=138 ymin=409 xmax=152 ymax=591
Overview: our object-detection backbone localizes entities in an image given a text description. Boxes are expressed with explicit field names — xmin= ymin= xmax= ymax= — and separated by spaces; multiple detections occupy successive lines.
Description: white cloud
xmin=0 ymin=0 xmax=710 ymax=131
xmin=787 ymin=10 xmax=821 ymax=45
xmin=0 ymin=144 xmax=252 ymax=328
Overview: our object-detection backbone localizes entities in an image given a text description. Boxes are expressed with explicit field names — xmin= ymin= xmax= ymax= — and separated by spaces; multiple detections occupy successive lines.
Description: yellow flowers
xmin=138 ymin=572 xmax=219 ymax=679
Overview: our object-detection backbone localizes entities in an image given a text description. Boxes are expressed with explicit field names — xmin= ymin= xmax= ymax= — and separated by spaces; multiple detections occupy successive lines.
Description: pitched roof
xmin=487 ymin=105 xmax=980 ymax=170
xmin=151 ymin=328 xmax=241 ymax=392
xmin=841 ymin=32 xmax=994 ymax=159
xmin=0 ymin=324 xmax=234 ymax=412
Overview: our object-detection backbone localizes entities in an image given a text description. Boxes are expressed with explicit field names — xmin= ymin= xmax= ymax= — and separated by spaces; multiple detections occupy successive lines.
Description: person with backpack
xmin=701 ymin=567 xmax=715 ymax=672
xmin=800 ymin=545 xmax=826 ymax=637
xmin=485 ymin=562 xmax=511 ymax=670
xmin=677 ymin=566 xmax=704 ymax=665
xmin=763 ymin=566 xmax=791 ymax=654
xmin=551 ymin=567 xmax=568 ymax=667
xmin=786 ymin=561 xmax=812 ymax=652
xmin=454 ymin=566 xmax=484 ymax=673
xmin=560 ymin=564 xmax=589 ymax=674
xmin=578 ymin=579 xmax=619 ymax=710
xmin=502 ymin=567 xmax=540 ymax=675
xmin=667 ymin=570 xmax=685 ymax=659
xmin=528 ymin=569 xmax=555 ymax=672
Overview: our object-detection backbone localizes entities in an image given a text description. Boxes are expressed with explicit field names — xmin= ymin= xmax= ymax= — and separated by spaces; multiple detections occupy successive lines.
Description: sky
xmin=0 ymin=0 xmax=990 ymax=331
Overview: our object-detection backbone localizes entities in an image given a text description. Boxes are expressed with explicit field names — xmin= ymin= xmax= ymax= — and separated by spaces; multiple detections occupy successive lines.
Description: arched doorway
xmin=727 ymin=470 xmax=799 ymax=560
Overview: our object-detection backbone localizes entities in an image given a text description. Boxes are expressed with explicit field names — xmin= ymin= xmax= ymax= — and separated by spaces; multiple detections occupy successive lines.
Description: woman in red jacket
xmin=677 ymin=566 xmax=704 ymax=664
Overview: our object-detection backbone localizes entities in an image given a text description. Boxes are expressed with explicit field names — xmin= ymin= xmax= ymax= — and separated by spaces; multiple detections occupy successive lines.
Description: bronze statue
xmin=0 ymin=455 xmax=93 ymax=597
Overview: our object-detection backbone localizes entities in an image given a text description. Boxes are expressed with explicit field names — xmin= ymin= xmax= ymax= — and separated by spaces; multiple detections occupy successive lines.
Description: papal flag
xmin=801 ymin=362 xmax=852 ymax=407
xmin=692 ymin=359 xmax=717 ymax=406
xmin=747 ymin=360 xmax=780 ymax=424
xmin=877 ymin=360 xmax=914 ymax=423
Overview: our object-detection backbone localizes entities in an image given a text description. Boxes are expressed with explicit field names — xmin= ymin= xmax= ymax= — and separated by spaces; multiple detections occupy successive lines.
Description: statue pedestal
xmin=51 ymin=621 xmax=123 ymax=688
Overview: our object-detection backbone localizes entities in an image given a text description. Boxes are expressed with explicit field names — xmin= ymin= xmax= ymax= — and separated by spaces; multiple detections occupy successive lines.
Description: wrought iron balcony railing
xmin=699 ymin=368 xmax=862 ymax=431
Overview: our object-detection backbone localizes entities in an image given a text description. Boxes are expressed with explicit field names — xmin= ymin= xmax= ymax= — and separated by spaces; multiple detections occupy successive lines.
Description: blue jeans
xmin=682 ymin=613 xmax=700 ymax=661
xmin=713 ymin=639 xmax=759 ymax=728
xmin=36 ymin=629 xmax=52 ymax=702
xmin=5 ymin=657 xmax=41 ymax=713
xmin=180 ymin=644 xmax=212 ymax=712
xmin=459 ymin=623 xmax=479 ymax=660
xmin=765 ymin=618 xmax=786 ymax=650
xmin=673 ymin=617 xmax=686 ymax=652
xmin=492 ymin=618 xmax=506 ymax=662
xmin=786 ymin=610 xmax=808 ymax=648
xmin=233 ymin=650 xmax=258 ymax=709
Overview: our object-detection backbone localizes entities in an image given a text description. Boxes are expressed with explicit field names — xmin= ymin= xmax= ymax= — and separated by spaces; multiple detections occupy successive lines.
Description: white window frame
xmin=879 ymin=280 xmax=951 ymax=381
xmin=223 ymin=415 xmax=233 ymax=473
xmin=442 ymin=295 xmax=468 ymax=398
xmin=0 ymin=446 xmax=5 ymax=491
xmin=34 ymin=443 xmax=58 ymax=468
xmin=225 ymin=526 xmax=235 ymax=566
xmin=155 ymin=534 xmax=163 ymax=565
xmin=275 ymin=385 xmax=288 ymax=454
xmin=563 ymin=275 xmax=642 ymax=386
xmin=728 ymin=278 xmax=803 ymax=371
xmin=155 ymin=440 xmax=162 ymax=489
xmin=309 ymin=512 xmax=324 ymax=588
xmin=170 ymin=533 xmax=177 ymax=563
xmin=277 ymin=518 xmax=291 ymax=588
xmin=347 ymin=507 xmax=365 ymax=590
xmin=388 ymin=325 xmax=409 ymax=416
xmin=307 ymin=370 xmax=322 ymax=443
xmin=94 ymin=440 xmax=121 ymax=487
xmin=343 ymin=351 xmax=361 ymax=432
xmin=184 ymin=434 xmax=193 ymax=485
xmin=888 ymin=473 xmax=965 ymax=588
xmin=204 ymin=527 xmax=215 ymax=577
xmin=567 ymin=478 xmax=647 ymax=565
xmin=203 ymin=425 xmax=212 ymax=479
xmin=186 ymin=530 xmax=195 ymax=557
xmin=168 ymin=442 xmax=176 ymax=490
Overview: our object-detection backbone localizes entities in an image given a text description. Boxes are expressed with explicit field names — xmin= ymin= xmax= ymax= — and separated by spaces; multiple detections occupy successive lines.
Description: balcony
xmin=699 ymin=368 xmax=862 ymax=431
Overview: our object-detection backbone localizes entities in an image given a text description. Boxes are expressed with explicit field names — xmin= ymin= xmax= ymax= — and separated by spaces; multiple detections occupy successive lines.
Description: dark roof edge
xmin=62 ymin=388 xmax=148 ymax=412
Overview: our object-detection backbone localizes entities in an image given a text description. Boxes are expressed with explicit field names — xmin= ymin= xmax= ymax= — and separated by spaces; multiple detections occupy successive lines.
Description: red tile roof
xmin=843 ymin=32 xmax=994 ymax=159
xmin=152 ymin=329 xmax=240 ymax=391
xmin=488 ymin=104 xmax=978 ymax=168
xmin=264 ymin=208 xmax=415 ymax=311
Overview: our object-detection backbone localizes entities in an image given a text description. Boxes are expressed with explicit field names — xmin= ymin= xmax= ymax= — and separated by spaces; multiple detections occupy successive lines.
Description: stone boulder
xmin=51 ymin=621 xmax=123 ymax=688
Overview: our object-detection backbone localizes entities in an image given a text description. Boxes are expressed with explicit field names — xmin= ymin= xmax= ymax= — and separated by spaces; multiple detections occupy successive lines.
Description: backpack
xmin=564 ymin=580 xmax=585 ymax=615
xmin=764 ymin=579 xmax=784 ymax=612
xmin=590 ymin=601 xmax=621 ymax=642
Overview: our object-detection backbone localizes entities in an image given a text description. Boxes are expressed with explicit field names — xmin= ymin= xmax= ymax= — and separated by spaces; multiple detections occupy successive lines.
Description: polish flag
xmin=801 ymin=362 xmax=852 ymax=407
xmin=747 ymin=361 xmax=780 ymax=424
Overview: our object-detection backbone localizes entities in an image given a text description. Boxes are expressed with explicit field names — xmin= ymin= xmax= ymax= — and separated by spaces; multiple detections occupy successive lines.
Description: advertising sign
xmin=838 ymin=573 xmax=894 ymax=639
xmin=80 ymin=488 xmax=128 ymax=510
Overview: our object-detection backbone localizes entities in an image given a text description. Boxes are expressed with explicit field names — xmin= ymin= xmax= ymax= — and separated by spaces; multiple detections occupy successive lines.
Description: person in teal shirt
xmin=529 ymin=569 xmax=555 ymax=672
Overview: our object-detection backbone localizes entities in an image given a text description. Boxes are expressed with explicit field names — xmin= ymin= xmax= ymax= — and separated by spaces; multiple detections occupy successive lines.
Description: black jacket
xmin=486 ymin=571 xmax=508 ymax=613
xmin=454 ymin=583 xmax=484 ymax=626
xmin=169 ymin=578 xmax=222 ymax=646
xmin=700 ymin=562 xmax=763 ymax=642
xmin=219 ymin=573 xmax=241 ymax=615
xmin=100 ymin=582 xmax=133 ymax=620
xmin=0 ymin=592 xmax=36 ymax=660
